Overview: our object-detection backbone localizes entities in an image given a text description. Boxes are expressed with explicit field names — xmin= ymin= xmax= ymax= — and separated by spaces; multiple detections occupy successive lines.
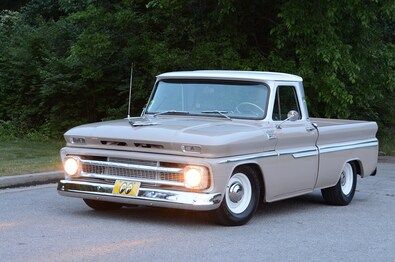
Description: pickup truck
xmin=57 ymin=70 xmax=378 ymax=226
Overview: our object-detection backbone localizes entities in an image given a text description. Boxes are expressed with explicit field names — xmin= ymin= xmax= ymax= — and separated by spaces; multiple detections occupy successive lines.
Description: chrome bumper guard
xmin=57 ymin=179 xmax=222 ymax=211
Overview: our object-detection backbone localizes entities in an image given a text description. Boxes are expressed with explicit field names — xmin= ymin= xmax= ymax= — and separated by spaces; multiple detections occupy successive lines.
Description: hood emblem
xmin=181 ymin=145 xmax=202 ymax=153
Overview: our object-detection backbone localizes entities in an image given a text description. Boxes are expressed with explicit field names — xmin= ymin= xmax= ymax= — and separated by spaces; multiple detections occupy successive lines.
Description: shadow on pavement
xmin=65 ymin=191 xmax=327 ymax=226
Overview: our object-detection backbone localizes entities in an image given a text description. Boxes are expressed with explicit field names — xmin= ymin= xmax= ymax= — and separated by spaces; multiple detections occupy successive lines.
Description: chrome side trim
xmin=218 ymin=138 xmax=377 ymax=163
xmin=57 ymin=180 xmax=221 ymax=211
xmin=276 ymin=147 xmax=317 ymax=158
xmin=79 ymin=172 xmax=184 ymax=187
xmin=318 ymin=138 xmax=377 ymax=148
xmin=292 ymin=149 xmax=318 ymax=158
xmin=318 ymin=138 xmax=379 ymax=153
xmin=81 ymin=158 xmax=183 ymax=173
xmin=218 ymin=151 xmax=278 ymax=164
xmin=320 ymin=141 xmax=378 ymax=154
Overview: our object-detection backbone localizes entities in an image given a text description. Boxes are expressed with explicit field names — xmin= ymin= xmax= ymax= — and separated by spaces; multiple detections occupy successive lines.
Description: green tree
xmin=0 ymin=0 xmax=393 ymax=139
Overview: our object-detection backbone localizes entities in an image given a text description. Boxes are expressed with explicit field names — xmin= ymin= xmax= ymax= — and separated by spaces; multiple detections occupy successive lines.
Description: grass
xmin=0 ymin=139 xmax=63 ymax=176
xmin=381 ymin=137 xmax=395 ymax=156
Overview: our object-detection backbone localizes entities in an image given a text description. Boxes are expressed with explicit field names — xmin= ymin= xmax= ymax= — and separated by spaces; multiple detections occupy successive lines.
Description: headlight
xmin=64 ymin=157 xmax=80 ymax=176
xmin=183 ymin=166 xmax=209 ymax=189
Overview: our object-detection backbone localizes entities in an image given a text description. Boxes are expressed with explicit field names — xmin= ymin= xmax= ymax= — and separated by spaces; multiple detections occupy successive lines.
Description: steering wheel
xmin=236 ymin=102 xmax=265 ymax=116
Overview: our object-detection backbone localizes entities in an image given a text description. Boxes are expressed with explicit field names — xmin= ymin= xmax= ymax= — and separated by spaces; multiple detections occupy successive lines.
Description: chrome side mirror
xmin=276 ymin=110 xmax=300 ymax=129
xmin=287 ymin=110 xmax=299 ymax=122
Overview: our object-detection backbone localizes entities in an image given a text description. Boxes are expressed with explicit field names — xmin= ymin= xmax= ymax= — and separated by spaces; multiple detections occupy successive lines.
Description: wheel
xmin=83 ymin=199 xmax=123 ymax=211
xmin=214 ymin=166 xmax=260 ymax=226
xmin=321 ymin=162 xmax=357 ymax=206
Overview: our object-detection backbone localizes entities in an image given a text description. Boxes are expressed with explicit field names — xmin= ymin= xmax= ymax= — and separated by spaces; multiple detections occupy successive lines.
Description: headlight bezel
xmin=63 ymin=156 xmax=81 ymax=177
xmin=183 ymin=165 xmax=209 ymax=190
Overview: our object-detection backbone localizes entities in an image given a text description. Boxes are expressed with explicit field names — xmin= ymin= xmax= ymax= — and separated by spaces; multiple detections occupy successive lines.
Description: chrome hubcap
xmin=340 ymin=172 xmax=346 ymax=186
xmin=340 ymin=163 xmax=353 ymax=195
xmin=228 ymin=182 xmax=244 ymax=203
xmin=225 ymin=173 xmax=252 ymax=214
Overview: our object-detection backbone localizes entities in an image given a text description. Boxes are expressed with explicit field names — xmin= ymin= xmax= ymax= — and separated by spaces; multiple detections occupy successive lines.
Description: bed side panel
xmin=315 ymin=121 xmax=378 ymax=189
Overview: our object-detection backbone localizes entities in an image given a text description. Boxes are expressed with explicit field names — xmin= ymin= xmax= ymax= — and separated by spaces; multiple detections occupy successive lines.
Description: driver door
xmin=270 ymin=83 xmax=319 ymax=200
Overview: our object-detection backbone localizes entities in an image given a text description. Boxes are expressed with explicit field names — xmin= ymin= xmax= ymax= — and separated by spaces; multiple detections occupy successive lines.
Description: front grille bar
xmin=80 ymin=159 xmax=183 ymax=173
xmin=79 ymin=172 xmax=184 ymax=187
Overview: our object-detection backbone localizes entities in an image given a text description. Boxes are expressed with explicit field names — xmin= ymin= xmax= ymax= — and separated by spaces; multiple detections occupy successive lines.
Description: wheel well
xmin=349 ymin=160 xmax=363 ymax=177
xmin=236 ymin=163 xmax=266 ymax=202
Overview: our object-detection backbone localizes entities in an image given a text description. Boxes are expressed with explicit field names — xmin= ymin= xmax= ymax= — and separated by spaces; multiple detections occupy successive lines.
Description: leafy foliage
xmin=0 ymin=0 xmax=393 ymax=138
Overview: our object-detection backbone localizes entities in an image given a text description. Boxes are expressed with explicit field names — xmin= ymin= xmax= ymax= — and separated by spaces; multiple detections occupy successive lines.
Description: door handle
xmin=306 ymin=126 xmax=315 ymax=132
xmin=266 ymin=132 xmax=276 ymax=140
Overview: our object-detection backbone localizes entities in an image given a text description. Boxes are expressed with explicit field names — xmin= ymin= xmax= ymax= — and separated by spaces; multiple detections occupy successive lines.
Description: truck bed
xmin=310 ymin=117 xmax=378 ymax=186
xmin=311 ymin=117 xmax=378 ymax=146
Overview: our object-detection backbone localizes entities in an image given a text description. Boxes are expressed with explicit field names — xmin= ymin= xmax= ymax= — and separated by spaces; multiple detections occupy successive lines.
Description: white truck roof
xmin=157 ymin=70 xmax=303 ymax=82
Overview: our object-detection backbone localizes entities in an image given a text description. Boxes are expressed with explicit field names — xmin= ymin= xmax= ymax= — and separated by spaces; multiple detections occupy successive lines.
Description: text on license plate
xmin=112 ymin=180 xmax=141 ymax=197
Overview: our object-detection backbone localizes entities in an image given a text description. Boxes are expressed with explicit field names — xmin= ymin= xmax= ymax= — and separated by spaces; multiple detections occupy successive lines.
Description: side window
xmin=273 ymin=86 xmax=301 ymax=121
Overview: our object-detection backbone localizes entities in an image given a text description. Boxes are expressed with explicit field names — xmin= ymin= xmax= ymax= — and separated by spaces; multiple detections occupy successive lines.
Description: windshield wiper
xmin=152 ymin=110 xmax=190 ymax=117
xmin=201 ymin=110 xmax=232 ymax=120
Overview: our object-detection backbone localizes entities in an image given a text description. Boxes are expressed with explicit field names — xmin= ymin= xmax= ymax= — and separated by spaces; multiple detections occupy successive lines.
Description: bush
xmin=0 ymin=120 xmax=55 ymax=141
xmin=0 ymin=120 xmax=20 ymax=139
xmin=0 ymin=1 xmax=393 ymax=142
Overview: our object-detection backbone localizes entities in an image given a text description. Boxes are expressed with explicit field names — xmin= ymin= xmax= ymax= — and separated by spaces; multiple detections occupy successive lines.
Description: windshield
xmin=146 ymin=80 xmax=269 ymax=119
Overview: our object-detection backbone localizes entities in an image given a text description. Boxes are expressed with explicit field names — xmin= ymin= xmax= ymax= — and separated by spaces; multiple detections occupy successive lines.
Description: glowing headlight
xmin=64 ymin=157 xmax=80 ymax=176
xmin=183 ymin=166 xmax=209 ymax=189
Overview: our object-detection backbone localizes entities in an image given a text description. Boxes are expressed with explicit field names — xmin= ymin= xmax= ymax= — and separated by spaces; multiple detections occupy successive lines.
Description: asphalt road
xmin=1 ymin=163 xmax=394 ymax=262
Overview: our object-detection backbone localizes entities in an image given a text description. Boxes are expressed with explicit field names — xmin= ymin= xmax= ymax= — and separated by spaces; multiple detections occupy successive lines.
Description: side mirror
xmin=276 ymin=110 xmax=300 ymax=129
xmin=287 ymin=110 xmax=299 ymax=121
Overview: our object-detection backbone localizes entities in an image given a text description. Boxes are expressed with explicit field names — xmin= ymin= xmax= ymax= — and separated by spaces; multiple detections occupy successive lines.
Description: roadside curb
xmin=0 ymin=171 xmax=63 ymax=189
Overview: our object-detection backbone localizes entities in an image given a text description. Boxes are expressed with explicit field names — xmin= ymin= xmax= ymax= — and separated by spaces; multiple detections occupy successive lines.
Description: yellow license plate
xmin=112 ymin=180 xmax=141 ymax=197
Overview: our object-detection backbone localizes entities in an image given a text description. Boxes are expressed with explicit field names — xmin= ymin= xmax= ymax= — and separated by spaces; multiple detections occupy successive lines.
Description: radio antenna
xmin=127 ymin=64 xmax=134 ymax=124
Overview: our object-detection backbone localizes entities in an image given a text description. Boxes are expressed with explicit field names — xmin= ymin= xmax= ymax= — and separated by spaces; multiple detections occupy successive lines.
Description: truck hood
xmin=64 ymin=117 xmax=275 ymax=158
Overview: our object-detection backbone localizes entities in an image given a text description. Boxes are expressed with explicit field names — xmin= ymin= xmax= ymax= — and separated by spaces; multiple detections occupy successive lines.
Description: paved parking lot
xmin=0 ymin=163 xmax=394 ymax=261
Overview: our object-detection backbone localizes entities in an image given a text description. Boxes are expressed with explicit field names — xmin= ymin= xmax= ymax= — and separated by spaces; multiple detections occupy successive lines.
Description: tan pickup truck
xmin=58 ymin=70 xmax=378 ymax=226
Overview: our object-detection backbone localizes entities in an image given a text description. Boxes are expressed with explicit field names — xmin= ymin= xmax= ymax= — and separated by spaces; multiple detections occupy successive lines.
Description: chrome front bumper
xmin=57 ymin=180 xmax=222 ymax=211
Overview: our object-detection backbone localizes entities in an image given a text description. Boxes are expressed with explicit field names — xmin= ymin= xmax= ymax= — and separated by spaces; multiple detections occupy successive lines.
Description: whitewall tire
xmin=321 ymin=162 xmax=357 ymax=206
xmin=214 ymin=166 xmax=260 ymax=226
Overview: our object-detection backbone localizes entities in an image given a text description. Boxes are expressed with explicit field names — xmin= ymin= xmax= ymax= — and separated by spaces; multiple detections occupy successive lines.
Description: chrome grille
xmin=79 ymin=157 xmax=184 ymax=185
xmin=82 ymin=164 xmax=183 ymax=182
